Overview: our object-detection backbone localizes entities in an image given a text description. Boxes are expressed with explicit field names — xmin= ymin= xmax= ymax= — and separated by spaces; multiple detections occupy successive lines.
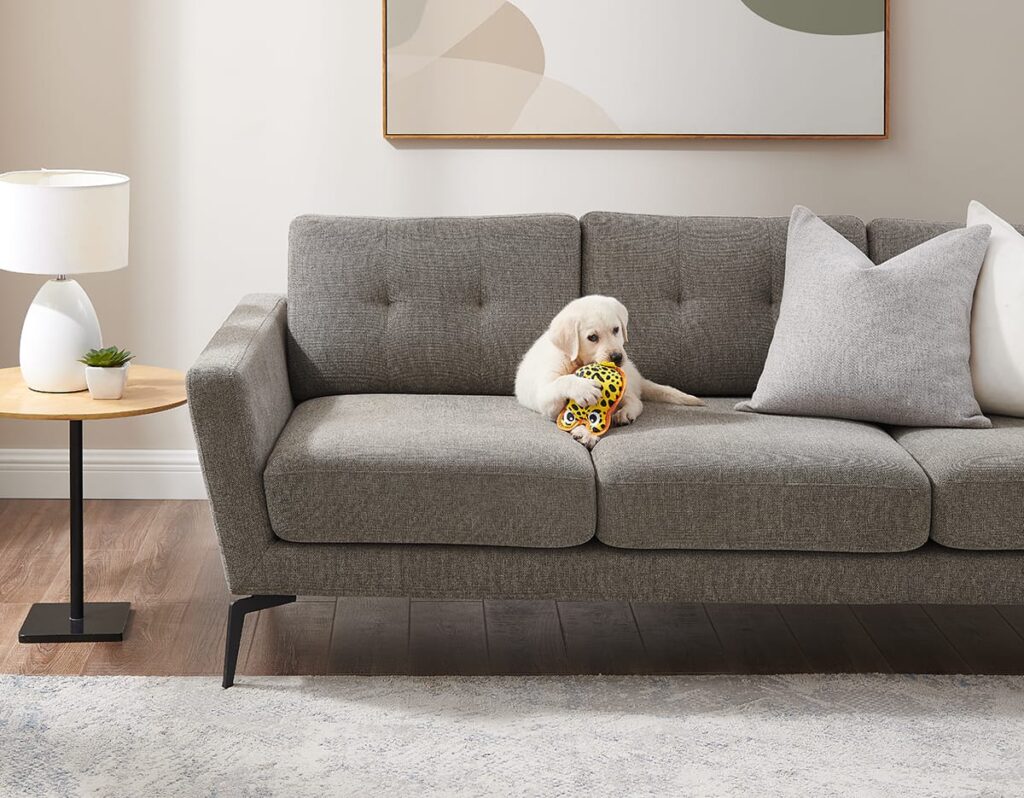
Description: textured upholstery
xmin=231 ymin=539 xmax=1024 ymax=605
xmin=590 ymin=399 xmax=931 ymax=553
xmin=581 ymin=212 xmax=867 ymax=396
xmin=287 ymin=214 xmax=581 ymax=401
xmin=264 ymin=394 xmax=595 ymax=547
xmin=190 ymin=215 xmax=1024 ymax=606
xmin=187 ymin=294 xmax=293 ymax=586
xmin=867 ymin=218 xmax=1024 ymax=263
xmin=890 ymin=418 xmax=1024 ymax=550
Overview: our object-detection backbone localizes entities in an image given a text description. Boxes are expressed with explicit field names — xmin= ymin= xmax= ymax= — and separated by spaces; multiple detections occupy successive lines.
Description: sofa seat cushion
xmin=590 ymin=399 xmax=931 ymax=553
xmin=890 ymin=419 xmax=1024 ymax=550
xmin=264 ymin=394 xmax=596 ymax=547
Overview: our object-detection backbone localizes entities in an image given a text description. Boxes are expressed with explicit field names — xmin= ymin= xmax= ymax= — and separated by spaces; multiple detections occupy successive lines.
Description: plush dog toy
xmin=556 ymin=361 xmax=627 ymax=438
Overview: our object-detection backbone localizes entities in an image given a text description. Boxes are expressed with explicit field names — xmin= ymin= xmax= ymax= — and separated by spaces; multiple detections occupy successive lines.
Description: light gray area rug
xmin=2 ymin=674 xmax=1023 ymax=797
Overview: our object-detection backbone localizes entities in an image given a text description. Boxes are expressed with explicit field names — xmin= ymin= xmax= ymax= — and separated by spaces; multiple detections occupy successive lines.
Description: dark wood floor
xmin=2 ymin=499 xmax=1024 ymax=676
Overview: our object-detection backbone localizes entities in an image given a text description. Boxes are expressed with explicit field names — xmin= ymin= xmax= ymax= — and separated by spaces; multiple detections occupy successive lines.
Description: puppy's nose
xmin=609 ymin=352 xmax=623 ymax=365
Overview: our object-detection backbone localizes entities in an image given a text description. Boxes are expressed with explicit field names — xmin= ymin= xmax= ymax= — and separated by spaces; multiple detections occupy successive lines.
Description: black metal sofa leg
xmin=222 ymin=594 xmax=297 ymax=688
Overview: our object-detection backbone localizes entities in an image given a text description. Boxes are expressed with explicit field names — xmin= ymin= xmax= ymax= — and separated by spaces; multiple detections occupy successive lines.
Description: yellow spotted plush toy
xmin=556 ymin=361 xmax=628 ymax=438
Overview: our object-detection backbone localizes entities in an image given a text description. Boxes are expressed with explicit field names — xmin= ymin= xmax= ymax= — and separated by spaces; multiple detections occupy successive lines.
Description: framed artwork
xmin=383 ymin=0 xmax=889 ymax=140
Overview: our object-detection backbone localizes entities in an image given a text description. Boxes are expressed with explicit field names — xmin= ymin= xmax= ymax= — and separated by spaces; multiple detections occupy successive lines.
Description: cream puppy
xmin=516 ymin=295 xmax=703 ymax=448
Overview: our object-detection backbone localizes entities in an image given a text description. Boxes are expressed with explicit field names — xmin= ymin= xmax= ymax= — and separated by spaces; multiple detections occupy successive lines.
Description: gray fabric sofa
xmin=188 ymin=212 xmax=1024 ymax=687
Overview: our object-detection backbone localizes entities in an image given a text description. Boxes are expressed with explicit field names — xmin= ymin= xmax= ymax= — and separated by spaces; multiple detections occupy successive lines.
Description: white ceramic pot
xmin=85 ymin=364 xmax=129 ymax=400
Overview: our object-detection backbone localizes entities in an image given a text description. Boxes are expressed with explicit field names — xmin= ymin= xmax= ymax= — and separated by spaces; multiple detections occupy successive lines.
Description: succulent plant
xmin=79 ymin=346 xmax=135 ymax=368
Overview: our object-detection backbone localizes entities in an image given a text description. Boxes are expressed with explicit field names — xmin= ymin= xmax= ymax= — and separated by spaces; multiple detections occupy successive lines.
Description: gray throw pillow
xmin=736 ymin=206 xmax=991 ymax=428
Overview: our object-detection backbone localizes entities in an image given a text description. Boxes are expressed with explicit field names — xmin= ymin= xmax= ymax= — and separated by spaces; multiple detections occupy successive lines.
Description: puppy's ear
xmin=613 ymin=300 xmax=629 ymax=343
xmin=549 ymin=312 xmax=580 ymax=361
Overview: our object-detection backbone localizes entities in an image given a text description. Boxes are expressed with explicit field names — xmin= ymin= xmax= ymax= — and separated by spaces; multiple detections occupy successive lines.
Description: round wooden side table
xmin=0 ymin=365 xmax=187 ymax=643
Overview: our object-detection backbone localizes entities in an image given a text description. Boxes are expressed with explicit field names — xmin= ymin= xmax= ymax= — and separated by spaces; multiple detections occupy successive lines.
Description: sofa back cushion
xmin=581 ymin=212 xmax=867 ymax=396
xmin=287 ymin=214 xmax=581 ymax=400
xmin=867 ymin=217 xmax=1024 ymax=263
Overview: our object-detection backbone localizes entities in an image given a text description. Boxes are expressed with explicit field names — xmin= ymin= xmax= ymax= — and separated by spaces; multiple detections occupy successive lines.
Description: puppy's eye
xmin=587 ymin=334 xmax=599 ymax=343
xmin=612 ymin=327 xmax=620 ymax=335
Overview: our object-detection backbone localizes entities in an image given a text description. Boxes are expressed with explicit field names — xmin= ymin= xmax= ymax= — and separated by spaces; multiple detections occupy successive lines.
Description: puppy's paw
xmin=613 ymin=406 xmax=638 ymax=426
xmin=570 ymin=426 xmax=599 ymax=450
xmin=568 ymin=377 xmax=603 ymax=407
xmin=613 ymin=396 xmax=643 ymax=426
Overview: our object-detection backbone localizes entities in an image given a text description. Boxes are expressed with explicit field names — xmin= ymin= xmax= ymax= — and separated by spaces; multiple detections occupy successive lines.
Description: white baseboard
xmin=0 ymin=449 xmax=206 ymax=500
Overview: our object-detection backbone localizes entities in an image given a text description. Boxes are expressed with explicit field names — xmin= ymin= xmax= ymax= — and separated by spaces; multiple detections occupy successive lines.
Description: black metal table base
xmin=19 ymin=602 xmax=131 ymax=643
xmin=19 ymin=420 xmax=131 ymax=645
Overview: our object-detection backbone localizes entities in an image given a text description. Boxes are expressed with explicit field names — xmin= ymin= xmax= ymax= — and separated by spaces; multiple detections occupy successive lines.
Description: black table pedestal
xmin=19 ymin=601 xmax=130 ymax=643
xmin=18 ymin=420 xmax=131 ymax=644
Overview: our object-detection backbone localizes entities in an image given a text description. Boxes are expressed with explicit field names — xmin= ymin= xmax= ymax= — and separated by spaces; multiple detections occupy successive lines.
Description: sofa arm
xmin=188 ymin=294 xmax=293 ymax=589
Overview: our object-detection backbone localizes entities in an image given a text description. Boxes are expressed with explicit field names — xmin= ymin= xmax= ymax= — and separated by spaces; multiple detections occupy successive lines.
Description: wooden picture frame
xmin=383 ymin=0 xmax=889 ymax=141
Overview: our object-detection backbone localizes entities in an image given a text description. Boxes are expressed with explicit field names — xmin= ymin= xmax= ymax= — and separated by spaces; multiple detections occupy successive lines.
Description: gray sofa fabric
xmin=581 ymin=211 xmax=867 ymax=397
xmin=188 ymin=213 xmax=1024 ymax=607
xmin=264 ymin=394 xmax=596 ymax=547
xmin=590 ymin=399 xmax=931 ymax=553
xmin=867 ymin=218 xmax=1024 ymax=264
xmin=890 ymin=418 xmax=1024 ymax=550
xmin=187 ymin=294 xmax=293 ymax=586
xmin=231 ymin=539 xmax=1024 ymax=605
xmin=287 ymin=214 xmax=581 ymax=401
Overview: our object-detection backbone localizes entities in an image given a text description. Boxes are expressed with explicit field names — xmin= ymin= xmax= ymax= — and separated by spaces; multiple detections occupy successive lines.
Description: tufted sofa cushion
xmin=581 ymin=212 xmax=867 ymax=396
xmin=867 ymin=217 xmax=1024 ymax=263
xmin=287 ymin=214 xmax=581 ymax=400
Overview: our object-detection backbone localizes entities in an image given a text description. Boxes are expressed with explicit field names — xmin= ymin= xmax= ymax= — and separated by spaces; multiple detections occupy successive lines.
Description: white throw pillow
xmin=967 ymin=201 xmax=1024 ymax=417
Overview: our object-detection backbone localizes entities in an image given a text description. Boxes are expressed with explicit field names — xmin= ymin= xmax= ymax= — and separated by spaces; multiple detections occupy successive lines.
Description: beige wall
xmin=2 ymin=0 xmax=1023 ymax=451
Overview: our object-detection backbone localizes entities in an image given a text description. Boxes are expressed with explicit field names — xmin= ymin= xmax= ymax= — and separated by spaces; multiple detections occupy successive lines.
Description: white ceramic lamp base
xmin=20 ymin=278 xmax=102 ymax=393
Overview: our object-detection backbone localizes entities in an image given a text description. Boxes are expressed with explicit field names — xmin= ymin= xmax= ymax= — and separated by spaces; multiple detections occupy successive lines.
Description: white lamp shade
xmin=0 ymin=169 xmax=129 ymax=275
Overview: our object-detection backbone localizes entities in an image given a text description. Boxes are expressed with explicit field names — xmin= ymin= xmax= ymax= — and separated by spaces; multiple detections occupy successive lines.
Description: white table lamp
xmin=0 ymin=170 xmax=129 ymax=392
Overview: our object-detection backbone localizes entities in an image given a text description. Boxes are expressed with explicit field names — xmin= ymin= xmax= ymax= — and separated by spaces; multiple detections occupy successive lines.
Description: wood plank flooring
xmin=2 ymin=499 xmax=1024 ymax=677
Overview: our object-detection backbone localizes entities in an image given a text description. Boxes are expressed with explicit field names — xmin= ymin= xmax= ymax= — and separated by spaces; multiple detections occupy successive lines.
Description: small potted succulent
xmin=79 ymin=346 xmax=135 ymax=399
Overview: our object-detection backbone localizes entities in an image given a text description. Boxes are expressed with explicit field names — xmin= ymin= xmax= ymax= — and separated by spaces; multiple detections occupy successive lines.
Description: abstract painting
xmin=383 ymin=0 xmax=888 ymax=139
